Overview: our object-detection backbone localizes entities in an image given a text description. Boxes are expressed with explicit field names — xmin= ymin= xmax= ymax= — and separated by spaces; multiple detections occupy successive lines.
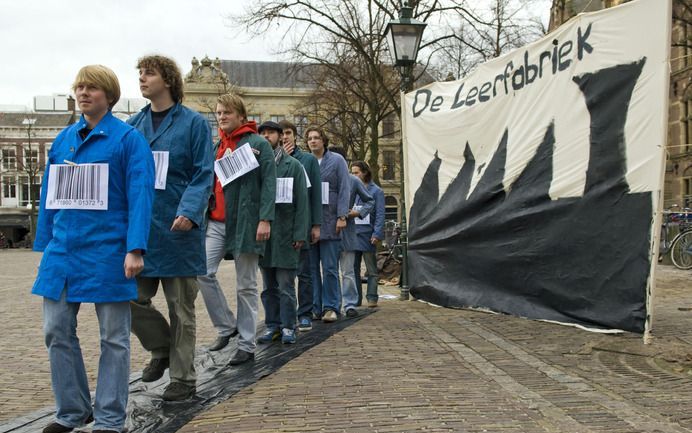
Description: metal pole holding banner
xmin=644 ymin=0 xmax=673 ymax=344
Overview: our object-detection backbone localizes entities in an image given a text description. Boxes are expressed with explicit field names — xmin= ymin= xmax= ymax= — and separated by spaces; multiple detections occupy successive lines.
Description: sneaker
xmin=43 ymin=414 xmax=93 ymax=433
xmin=345 ymin=308 xmax=358 ymax=318
xmin=367 ymin=300 xmax=378 ymax=308
xmin=298 ymin=317 xmax=312 ymax=331
xmin=228 ymin=349 xmax=255 ymax=366
xmin=141 ymin=357 xmax=169 ymax=382
xmin=322 ymin=310 xmax=337 ymax=323
xmin=257 ymin=328 xmax=281 ymax=344
xmin=282 ymin=328 xmax=297 ymax=344
xmin=162 ymin=381 xmax=196 ymax=401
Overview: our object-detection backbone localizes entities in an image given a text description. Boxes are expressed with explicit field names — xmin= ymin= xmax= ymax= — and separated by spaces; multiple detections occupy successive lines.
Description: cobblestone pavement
xmin=2 ymin=249 xmax=692 ymax=432
xmin=0 ymin=249 xmax=250 ymax=422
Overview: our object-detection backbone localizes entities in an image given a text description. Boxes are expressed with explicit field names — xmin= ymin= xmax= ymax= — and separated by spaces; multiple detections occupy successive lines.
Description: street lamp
xmin=385 ymin=2 xmax=426 ymax=301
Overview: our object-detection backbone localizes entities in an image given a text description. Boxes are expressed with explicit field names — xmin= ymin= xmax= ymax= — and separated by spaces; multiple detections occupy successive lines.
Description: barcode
xmin=218 ymin=148 xmax=254 ymax=178
xmin=154 ymin=153 xmax=165 ymax=180
xmin=53 ymin=164 xmax=103 ymax=201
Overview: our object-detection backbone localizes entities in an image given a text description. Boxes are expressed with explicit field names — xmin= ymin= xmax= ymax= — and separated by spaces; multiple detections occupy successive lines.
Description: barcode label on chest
xmin=46 ymin=163 xmax=109 ymax=210
xmin=276 ymin=177 xmax=294 ymax=203
xmin=214 ymin=143 xmax=259 ymax=186
xmin=152 ymin=151 xmax=169 ymax=190
xmin=321 ymin=182 xmax=329 ymax=205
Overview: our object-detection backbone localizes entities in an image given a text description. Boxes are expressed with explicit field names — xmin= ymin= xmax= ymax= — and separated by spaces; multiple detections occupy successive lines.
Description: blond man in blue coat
xmin=33 ymin=65 xmax=154 ymax=433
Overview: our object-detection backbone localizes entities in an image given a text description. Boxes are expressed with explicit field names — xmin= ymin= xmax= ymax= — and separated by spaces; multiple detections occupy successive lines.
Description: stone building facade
xmin=550 ymin=0 xmax=692 ymax=208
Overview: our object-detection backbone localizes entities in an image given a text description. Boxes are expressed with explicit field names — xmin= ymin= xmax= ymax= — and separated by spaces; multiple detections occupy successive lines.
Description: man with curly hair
xmin=128 ymin=55 xmax=213 ymax=401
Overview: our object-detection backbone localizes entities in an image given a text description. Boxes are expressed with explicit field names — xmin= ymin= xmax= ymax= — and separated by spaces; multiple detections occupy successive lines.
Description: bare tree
xmin=20 ymin=116 xmax=41 ymax=244
xmin=432 ymin=0 xmax=549 ymax=80
xmin=232 ymin=0 xmax=473 ymax=176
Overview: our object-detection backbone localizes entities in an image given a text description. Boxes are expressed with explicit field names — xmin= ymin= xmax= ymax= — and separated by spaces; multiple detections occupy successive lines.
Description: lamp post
xmin=385 ymin=2 xmax=426 ymax=301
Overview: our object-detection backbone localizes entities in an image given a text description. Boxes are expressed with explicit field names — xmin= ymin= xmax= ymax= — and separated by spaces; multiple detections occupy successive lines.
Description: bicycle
xmin=659 ymin=206 xmax=692 ymax=270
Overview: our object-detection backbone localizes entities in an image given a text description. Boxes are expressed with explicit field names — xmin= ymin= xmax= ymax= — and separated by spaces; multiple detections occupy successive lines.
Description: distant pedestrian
xmin=33 ymin=64 xmax=154 ymax=433
xmin=307 ymin=128 xmax=351 ymax=322
xmin=351 ymin=161 xmax=385 ymax=307
xmin=256 ymin=121 xmax=309 ymax=345
xmin=128 ymin=55 xmax=213 ymax=402
xmin=279 ymin=119 xmax=322 ymax=331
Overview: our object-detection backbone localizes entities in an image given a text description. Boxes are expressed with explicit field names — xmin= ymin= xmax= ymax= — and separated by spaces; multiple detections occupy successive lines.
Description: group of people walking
xmin=31 ymin=55 xmax=385 ymax=433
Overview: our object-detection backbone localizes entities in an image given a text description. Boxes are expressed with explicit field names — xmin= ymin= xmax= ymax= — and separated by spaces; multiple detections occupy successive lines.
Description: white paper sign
xmin=321 ymin=182 xmax=329 ymax=205
xmin=46 ymin=163 xmax=109 ymax=210
xmin=276 ymin=177 xmax=294 ymax=203
xmin=302 ymin=167 xmax=312 ymax=188
xmin=152 ymin=151 xmax=169 ymax=190
xmin=214 ymin=143 xmax=260 ymax=186
xmin=353 ymin=205 xmax=370 ymax=225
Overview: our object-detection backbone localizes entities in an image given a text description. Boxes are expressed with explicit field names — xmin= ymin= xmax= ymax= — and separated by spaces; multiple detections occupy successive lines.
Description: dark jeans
xmin=354 ymin=250 xmax=379 ymax=303
xmin=296 ymin=249 xmax=313 ymax=320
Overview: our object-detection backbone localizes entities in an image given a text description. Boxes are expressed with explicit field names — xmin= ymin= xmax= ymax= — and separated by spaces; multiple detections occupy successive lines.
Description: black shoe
xmin=141 ymin=357 xmax=169 ymax=382
xmin=162 ymin=381 xmax=196 ymax=401
xmin=228 ymin=349 xmax=254 ymax=366
xmin=346 ymin=308 xmax=358 ymax=318
xmin=43 ymin=414 xmax=93 ymax=433
xmin=208 ymin=332 xmax=235 ymax=351
xmin=93 ymin=430 xmax=120 ymax=433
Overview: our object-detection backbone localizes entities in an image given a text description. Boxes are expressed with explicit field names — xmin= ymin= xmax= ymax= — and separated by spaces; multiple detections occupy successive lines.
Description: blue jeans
xmin=260 ymin=267 xmax=298 ymax=330
xmin=339 ymin=251 xmax=358 ymax=311
xmin=310 ymin=239 xmax=342 ymax=315
xmin=354 ymin=251 xmax=379 ymax=302
xmin=296 ymin=248 xmax=313 ymax=320
xmin=43 ymin=290 xmax=130 ymax=431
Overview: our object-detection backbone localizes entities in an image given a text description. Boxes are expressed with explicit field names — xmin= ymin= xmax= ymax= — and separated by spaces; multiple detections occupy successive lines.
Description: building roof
xmin=0 ymin=112 xmax=74 ymax=128
xmin=219 ymin=60 xmax=318 ymax=89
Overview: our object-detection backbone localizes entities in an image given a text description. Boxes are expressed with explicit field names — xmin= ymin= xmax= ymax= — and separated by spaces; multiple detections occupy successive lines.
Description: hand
xmin=283 ymin=140 xmax=295 ymax=154
xmin=124 ymin=251 xmax=144 ymax=279
xmin=171 ymin=215 xmax=193 ymax=231
xmin=311 ymin=225 xmax=321 ymax=244
xmin=336 ymin=218 xmax=347 ymax=234
xmin=347 ymin=210 xmax=360 ymax=219
xmin=370 ymin=236 xmax=380 ymax=245
xmin=256 ymin=220 xmax=271 ymax=241
xmin=292 ymin=240 xmax=304 ymax=250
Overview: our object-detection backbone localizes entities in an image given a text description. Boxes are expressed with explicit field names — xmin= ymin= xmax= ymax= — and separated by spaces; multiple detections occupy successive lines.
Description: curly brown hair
xmin=136 ymin=55 xmax=184 ymax=103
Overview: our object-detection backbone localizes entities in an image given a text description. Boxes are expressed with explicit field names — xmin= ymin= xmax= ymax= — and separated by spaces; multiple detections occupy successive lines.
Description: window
xmin=270 ymin=115 xmax=285 ymax=123
xmin=684 ymin=176 xmax=692 ymax=207
xmin=385 ymin=195 xmax=399 ymax=222
xmin=23 ymin=148 xmax=39 ymax=169
xmin=248 ymin=114 xmax=261 ymax=123
xmin=2 ymin=176 xmax=16 ymax=199
xmin=294 ymin=115 xmax=308 ymax=139
xmin=205 ymin=112 xmax=219 ymax=141
xmin=2 ymin=148 xmax=16 ymax=171
xmin=382 ymin=114 xmax=397 ymax=137
xmin=19 ymin=176 xmax=41 ymax=207
xmin=382 ymin=151 xmax=396 ymax=180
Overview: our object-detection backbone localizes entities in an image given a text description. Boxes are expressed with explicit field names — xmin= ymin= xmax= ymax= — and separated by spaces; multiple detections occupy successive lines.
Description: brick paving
xmin=2 ymin=248 xmax=692 ymax=432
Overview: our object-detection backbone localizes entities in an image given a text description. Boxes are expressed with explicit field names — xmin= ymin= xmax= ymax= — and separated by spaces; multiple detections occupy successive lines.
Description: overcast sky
xmin=0 ymin=0 xmax=280 ymax=108
xmin=1 ymin=0 xmax=551 ymax=109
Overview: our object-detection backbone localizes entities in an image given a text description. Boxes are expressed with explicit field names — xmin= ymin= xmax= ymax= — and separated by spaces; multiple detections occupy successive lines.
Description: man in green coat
xmin=216 ymin=94 xmax=277 ymax=365
xmin=256 ymin=121 xmax=310 ymax=344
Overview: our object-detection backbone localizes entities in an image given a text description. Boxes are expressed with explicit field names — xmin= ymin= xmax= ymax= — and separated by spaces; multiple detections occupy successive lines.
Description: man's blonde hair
xmin=217 ymin=93 xmax=248 ymax=121
xmin=72 ymin=65 xmax=121 ymax=109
